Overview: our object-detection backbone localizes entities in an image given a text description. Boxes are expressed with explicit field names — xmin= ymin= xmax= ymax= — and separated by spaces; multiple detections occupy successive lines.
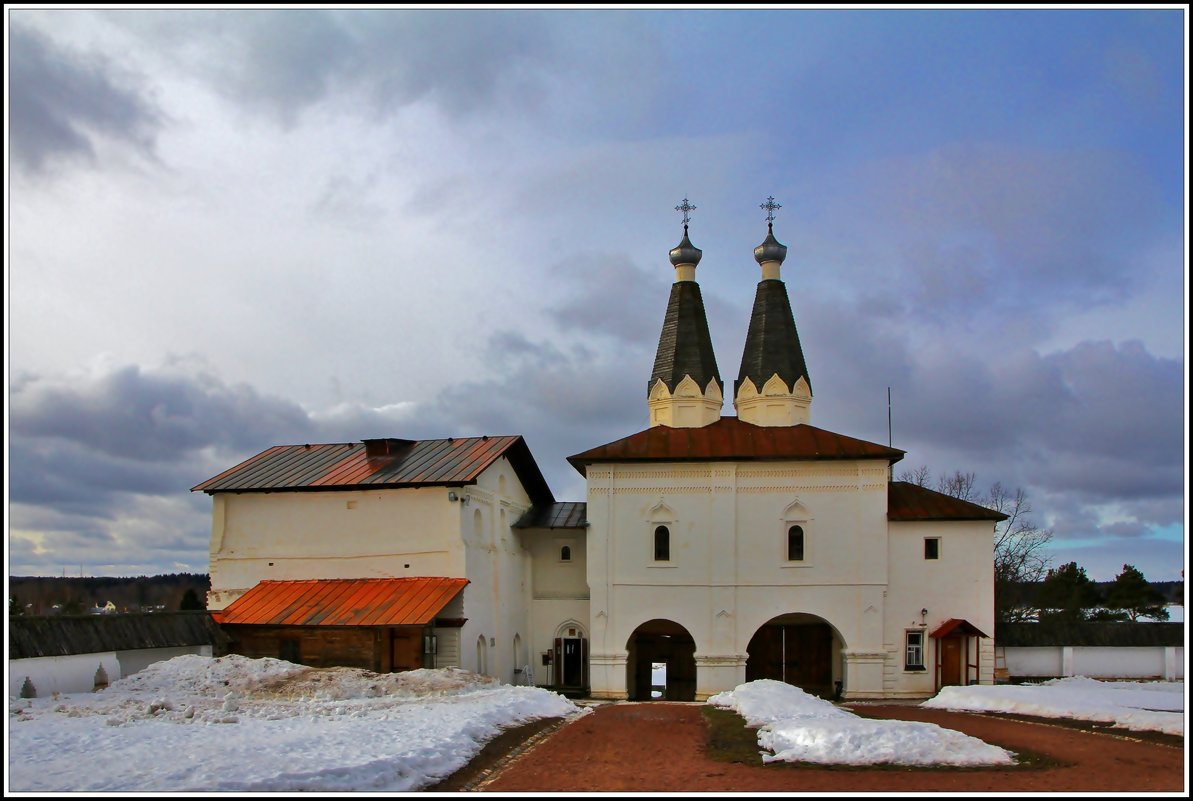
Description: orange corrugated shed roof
xmin=567 ymin=417 xmax=904 ymax=475
xmin=217 ymin=578 xmax=468 ymax=627
xmin=930 ymin=618 xmax=989 ymax=639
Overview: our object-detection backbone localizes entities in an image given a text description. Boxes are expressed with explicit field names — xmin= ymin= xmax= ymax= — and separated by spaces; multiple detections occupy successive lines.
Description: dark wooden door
xmin=940 ymin=638 xmax=962 ymax=687
xmin=791 ymin=624 xmax=832 ymax=692
xmin=391 ymin=630 xmax=422 ymax=672
xmin=562 ymin=638 xmax=584 ymax=687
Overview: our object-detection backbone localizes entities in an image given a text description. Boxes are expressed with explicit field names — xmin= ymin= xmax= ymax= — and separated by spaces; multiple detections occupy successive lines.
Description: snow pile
xmin=923 ymin=676 xmax=1184 ymax=736
xmin=8 ymin=654 xmax=580 ymax=793
xmin=708 ymin=679 xmax=1015 ymax=766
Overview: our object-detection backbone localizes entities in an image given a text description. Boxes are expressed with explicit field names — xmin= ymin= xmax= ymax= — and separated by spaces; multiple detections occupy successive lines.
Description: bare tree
xmin=897 ymin=464 xmax=931 ymax=487
xmin=936 ymin=470 xmax=979 ymax=503
xmin=985 ymin=482 xmax=1054 ymax=623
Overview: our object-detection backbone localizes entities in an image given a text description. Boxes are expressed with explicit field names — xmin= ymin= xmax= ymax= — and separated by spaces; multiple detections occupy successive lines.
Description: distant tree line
xmin=9 ymin=573 xmax=210 ymax=616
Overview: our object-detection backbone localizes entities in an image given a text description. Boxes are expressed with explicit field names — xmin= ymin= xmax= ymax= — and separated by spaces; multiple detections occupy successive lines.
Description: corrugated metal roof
xmin=216 ymin=578 xmax=468 ymax=627
xmin=888 ymin=481 xmax=1008 ymax=522
xmin=567 ymin=418 xmax=904 ymax=475
xmin=192 ymin=435 xmax=554 ymax=505
xmin=513 ymin=502 xmax=588 ymax=529
xmin=9 ymin=612 xmax=227 ymax=660
xmin=930 ymin=618 xmax=989 ymax=639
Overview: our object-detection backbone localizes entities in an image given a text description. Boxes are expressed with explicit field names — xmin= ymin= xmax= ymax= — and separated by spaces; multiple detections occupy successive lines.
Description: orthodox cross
xmin=675 ymin=197 xmax=696 ymax=229
xmin=761 ymin=195 xmax=782 ymax=223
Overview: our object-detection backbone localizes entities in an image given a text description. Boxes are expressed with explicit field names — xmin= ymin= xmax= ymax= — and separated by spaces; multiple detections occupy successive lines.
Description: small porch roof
xmin=929 ymin=618 xmax=990 ymax=639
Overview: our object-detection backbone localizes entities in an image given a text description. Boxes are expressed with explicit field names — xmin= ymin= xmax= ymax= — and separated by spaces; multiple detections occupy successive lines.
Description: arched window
xmin=787 ymin=525 xmax=805 ymax=562
xmin=560 ymin=545 xmax=572 ymax=561
xmin=654 ymin=525 xmax=670 ymax=562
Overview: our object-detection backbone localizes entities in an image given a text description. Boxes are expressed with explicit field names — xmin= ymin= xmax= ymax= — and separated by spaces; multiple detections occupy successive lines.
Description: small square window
xmin=905 ymin=631 xmax=925 ymax=669
xmin=924 ymin=538 xmax=940 ymax=560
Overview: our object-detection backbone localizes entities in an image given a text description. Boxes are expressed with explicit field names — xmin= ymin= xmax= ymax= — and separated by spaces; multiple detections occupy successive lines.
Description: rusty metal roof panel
xmin=218 ymin=578 xmax=469 ymax=627
xmin=887 ymin=481 xmax=1008 ymax=522
xmin=193 ymin=436 xmax=554 ymax=505
xmin=567 ymin=417 xmax=905 ymax=474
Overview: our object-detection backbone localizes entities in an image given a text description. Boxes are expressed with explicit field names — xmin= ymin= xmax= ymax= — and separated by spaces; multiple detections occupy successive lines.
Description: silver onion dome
xmin=669 ymin=226 xmax=703 ymax=267
xmin=753 ymin=223 xmax=787 ymax=265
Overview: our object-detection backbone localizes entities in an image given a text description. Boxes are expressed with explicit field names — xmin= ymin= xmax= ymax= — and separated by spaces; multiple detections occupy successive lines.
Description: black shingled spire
xmin=734 ymin=279 xmax=811 ymax=397
xmin=649 ymin=215 xmax=722 ymax=397
xmin=735 ymin=221 xmax=811 ymax=398
xmin=650 ymin=280 xmax=722 ymax=395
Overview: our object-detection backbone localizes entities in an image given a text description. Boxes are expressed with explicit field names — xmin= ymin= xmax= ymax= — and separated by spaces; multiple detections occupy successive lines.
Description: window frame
xmin=780 ymin=501 xmax=813 ymax=568
xmin=905 ymin=630 xmax=926 ymax=671
xmin=653 ymin=524 xmax=670 ymax=563
xmin=786 ymin=524 xmax=805 ymax=562
xmin=924 ymin=537 xmax=941 ymax=560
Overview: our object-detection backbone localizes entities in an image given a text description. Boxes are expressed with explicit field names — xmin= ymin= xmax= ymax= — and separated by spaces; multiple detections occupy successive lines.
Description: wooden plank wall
xmin=224 ymin=625 xmax=381 ymax=671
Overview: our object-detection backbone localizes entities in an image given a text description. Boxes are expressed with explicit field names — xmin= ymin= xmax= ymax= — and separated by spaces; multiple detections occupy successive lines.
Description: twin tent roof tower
xmin=648 ymin=196 xmax=812 ymax=430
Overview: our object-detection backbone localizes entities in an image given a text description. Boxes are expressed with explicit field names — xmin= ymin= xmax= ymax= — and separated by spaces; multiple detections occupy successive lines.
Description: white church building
xmin=195 ymin=200 xmax=1006 ymax=700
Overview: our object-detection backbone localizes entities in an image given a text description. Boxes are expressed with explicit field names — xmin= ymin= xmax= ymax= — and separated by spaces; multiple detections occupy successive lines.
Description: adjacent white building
xmin=196 ymin=203 xmax=1006 ymax=700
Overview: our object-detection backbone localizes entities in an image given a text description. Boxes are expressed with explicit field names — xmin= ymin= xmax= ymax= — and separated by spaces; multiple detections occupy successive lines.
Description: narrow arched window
xmin=560 ymin=545 xmax=571 ymax=561
xmin=654 ymin=525 xmax=670 ymax=562
xmin=787 ymin=525 xmax=805 ymax=562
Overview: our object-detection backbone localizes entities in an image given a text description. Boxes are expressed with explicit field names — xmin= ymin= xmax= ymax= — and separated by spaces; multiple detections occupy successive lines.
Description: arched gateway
xmin=746 ymin=613 xmax=844 ymax=698
xmin=625 ymin=619 xmax=696 ymax=701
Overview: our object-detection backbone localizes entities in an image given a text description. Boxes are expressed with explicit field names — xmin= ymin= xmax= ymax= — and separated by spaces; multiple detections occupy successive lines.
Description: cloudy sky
xmin=6 ymin=8 xmax=1187 ymax=583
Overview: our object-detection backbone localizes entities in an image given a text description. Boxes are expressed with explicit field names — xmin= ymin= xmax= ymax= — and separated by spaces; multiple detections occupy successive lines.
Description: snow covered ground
xmin=6 ymin=654 xmax=580 ymax=793
xmin=709 ymin=676 xmax=1185 ymax=768
xmin=923 ymin=676 xmax=1185 ymax=736
xmin=6 ymin=654 xmax=1185 ymax=792
xmin=708 ymin=679 xmax=1015 ymax=766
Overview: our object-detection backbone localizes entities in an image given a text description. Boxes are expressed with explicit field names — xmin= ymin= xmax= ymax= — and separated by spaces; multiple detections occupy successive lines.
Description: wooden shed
xmin=214 ymin=577 xmax=469 ymax=672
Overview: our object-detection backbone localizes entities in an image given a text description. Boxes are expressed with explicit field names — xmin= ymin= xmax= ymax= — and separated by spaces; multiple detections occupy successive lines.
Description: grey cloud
xmin=547 ymin=255 xmax=672 ymax=346
xmin=827 ymin=143 xmax=1174 ymax=325
xmin=9 ymin=24 xmax=162 ymax=173
xmin=10 ymin=364 xmax=315 ymax=463
xmin=123 ymin=9 xmax=565 ymax=126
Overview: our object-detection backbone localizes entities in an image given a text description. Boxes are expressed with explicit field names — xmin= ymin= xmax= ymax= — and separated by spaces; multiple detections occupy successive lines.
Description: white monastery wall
xmin=886 ymin=519 xmax=997 ymax=691
xmin=207 ymin=487 xmax=464 ymax=609
xmin=459 ymin=459 xmax=532 ymax=683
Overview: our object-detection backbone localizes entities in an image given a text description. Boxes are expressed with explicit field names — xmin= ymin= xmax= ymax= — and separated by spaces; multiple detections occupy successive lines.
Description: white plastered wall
xmin=523 ymin=526 xmax=590 ymax=688
xmin=207 ymin=486 xmax=465 ymax=609
xmin=586 ymin=458 xmax=900 ymax=700
xmin=886 ymin=520 xmax=997 ymax=695
xmin=457 ymin=458 xmax=532 ymax=684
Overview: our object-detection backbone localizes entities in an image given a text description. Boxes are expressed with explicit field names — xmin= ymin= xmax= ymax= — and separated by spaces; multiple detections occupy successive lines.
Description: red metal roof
xmin=216 ymin=578 xmax=468 ymax=627
xmin=887 ymin=481 xmax=1008 ymax=522
xmin=930 ymin=618 xmax=990 ymax=639
xmin=567 ymin=418 xmax=904 ymax=475
xmin=192 ymin=435 xmax=554 ymax=504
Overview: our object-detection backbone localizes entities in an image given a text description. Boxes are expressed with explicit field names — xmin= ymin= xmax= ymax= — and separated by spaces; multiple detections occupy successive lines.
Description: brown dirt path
xmin=460 ymin=701 xmax=1185 ymax=793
